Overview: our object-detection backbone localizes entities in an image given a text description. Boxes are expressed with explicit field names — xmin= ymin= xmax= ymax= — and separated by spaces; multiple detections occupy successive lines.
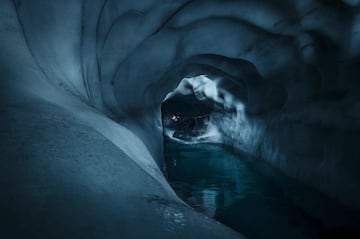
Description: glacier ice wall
xmin=0 ymin=0 xmax=360 ymax=237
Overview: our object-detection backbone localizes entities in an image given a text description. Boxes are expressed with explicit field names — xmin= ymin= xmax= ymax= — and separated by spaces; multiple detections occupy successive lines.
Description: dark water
xmin=164 ymin=139 xmax=360 ymax=239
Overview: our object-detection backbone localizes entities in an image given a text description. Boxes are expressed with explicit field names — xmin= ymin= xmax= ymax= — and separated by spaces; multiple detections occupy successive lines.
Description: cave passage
xmin=2 ymin=1 xmax=360 ymax=238
xmin=161 ymin=84 xmax=360 ymax=239
xmin=163 ymin=139 xmax=360 ymax=239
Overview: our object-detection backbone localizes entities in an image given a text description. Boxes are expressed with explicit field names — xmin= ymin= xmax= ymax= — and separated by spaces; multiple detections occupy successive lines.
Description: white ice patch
xmin=165 ymin=75 xmax=218 ymax=102
xmin=165 ymin=75 xmax=244 ymax=110
xmin=191 ymin=75 xmax=218 ymax=101
xmin=164 ymin=122 xmax=222 ymax=145
xmin=210 ymin=109 xmax=264 ymax=155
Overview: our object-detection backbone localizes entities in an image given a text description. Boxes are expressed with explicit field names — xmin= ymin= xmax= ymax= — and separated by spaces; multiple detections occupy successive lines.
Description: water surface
xmin=164 ymin=139 xmax=360 ymax=239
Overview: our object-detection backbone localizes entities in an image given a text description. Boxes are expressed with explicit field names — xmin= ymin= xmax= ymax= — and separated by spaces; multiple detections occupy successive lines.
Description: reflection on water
xmin=164 ymin=139 xmax=360 ymax=239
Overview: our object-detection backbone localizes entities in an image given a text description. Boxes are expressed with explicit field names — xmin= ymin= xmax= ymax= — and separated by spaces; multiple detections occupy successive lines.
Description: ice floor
xmin=164 ymin=139 xmax=360 ymax=239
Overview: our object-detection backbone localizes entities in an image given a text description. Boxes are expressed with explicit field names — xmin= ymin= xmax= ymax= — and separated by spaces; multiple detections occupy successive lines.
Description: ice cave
xmin=1 ymin=0 xmax=360 ymax=238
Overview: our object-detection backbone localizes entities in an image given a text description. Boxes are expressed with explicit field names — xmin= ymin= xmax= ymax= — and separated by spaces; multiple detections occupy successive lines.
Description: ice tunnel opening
xmin=161 ymin=75 xmax=248 ymax=144
xmin=160 ymin=76 xmax=360 ymax=239
xmin=162 ymin=75 xmax=219 ymax=143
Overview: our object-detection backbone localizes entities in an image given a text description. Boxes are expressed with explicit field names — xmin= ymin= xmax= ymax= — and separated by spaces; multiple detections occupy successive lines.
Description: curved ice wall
xmin=0 ymin=0 xmax=359 ymax=237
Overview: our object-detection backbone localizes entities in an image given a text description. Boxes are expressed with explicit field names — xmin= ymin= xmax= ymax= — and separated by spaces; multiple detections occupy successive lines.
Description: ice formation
xmin=1 ymin=0 xmax=359 ymax=238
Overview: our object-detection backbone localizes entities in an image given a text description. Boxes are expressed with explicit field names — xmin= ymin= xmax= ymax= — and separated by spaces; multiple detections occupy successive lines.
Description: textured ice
xmin=1 ymin=0 xmax=360 ymax=238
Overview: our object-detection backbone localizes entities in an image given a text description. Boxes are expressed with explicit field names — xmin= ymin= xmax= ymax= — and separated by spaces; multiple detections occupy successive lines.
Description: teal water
xmin=164 ymin=139 xmax=360 ymax=239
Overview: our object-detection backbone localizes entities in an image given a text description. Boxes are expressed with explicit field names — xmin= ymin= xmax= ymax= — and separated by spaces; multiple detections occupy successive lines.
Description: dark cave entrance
xmin=160 ymin=75 xmax=223 ymax=143
xmin=161 ymin=94 xmax=213 ymax=142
